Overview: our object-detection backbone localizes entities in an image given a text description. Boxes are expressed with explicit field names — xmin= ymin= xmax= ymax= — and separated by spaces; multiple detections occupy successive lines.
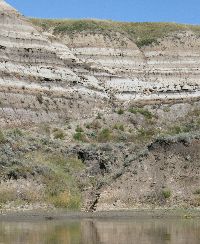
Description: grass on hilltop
xmin=30 ymin=18 xmax=200 ymax=47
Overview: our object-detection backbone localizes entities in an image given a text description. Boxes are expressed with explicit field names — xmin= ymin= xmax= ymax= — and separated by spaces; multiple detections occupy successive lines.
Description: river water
xmin=0 ymin=218 xmax=200 ymax=244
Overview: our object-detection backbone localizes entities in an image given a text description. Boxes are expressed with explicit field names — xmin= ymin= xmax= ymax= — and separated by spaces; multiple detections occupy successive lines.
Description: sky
xmin=6 ymin=0 xmax=200 ymax=24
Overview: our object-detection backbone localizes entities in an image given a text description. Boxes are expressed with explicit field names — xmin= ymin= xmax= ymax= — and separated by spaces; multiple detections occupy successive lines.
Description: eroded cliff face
xmin=1 ymin=0 xmax=200 ymax=127
xmin=32 ymin=19 xmax=200 ymax=103
xmin=94 ymin=137 xmax=200 ymax=211
xmin=0 ymin=1 xmax=200 ymax=212
xmin=0 ymin=0 xmax=109 ymax=127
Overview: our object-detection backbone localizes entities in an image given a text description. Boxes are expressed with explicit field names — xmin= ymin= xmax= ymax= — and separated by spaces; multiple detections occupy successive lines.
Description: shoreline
xmin=1 ymin=209 xmax=200 ymax=222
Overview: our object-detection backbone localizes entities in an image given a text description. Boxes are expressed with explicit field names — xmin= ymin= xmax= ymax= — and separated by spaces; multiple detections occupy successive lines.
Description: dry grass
xmin=0 ymin=180 xmax=44 ymax=205
xmin=30 ymin=18 xmax=200 ymax=47
xmin=25 ymin=152 xmax=85 ymax=209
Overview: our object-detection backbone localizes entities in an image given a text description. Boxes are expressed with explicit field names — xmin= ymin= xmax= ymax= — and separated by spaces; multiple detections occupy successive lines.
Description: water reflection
xmin=0 ymin=218 xmax=200 ymax=244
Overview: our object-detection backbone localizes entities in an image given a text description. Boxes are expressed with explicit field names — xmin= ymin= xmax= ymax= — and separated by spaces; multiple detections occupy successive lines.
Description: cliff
xmin=0 ymin=0 xmax=200 ymax=212
xmin=0 ymin=0 xmax=108 ymax=127
xmin=0 ymin=0 xmax=200 ymax=127
xmin=32 ymin=19 xmax=200 ymax=102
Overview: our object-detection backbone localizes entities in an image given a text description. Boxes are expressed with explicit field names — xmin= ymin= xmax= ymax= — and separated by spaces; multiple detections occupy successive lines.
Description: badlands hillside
xmin=0 ymin=0 xmax=200 ymax=212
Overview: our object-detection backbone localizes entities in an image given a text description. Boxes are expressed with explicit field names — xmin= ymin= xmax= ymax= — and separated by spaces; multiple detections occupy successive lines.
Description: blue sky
xmin=7 ymin=0 xmax=200 ymax=24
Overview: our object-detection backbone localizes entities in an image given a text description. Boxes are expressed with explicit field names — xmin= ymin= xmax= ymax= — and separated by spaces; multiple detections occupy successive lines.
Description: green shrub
xmin=85 ymin=123 xmax=91 ymax=129
xmin=128 ymin=108 xmax=137 ymax=114
xmin=136 ymin=128 xmax=155 ymax=141
xmin=53 ymin=129 xmax=65 ymax=140
xmin=163 ymin=106 xmax=171 ymax=112
xmin=189 ymin=108 xmax=200 ymax=117
xmin=136 ymin=38 xmax=159 ymax=48
xmin=12 ymin=128 xmax=23 ymax=137
xmin=162 ymin=189 xmax=171 ymax=199
xmin=87 ymin=120 xmax=102 ymax=130
xmin=74 ymin=126 xmax=87 ymax=141
xmin=96 ymin=113 xmax=102 ymax=119
xmin=0 ymin=130 xmax=5 ymax=143
xmin=118 ymin=125 xmax=124 ymax=131
xmin=166 ymin=124 xmax=193 ymax=136
xmin=117 ymin=108 xmax=124 ymax=115
xmin=129 ymin=107 xmax=153 ymax=119
xmin=75 ymin=125 xmax=84 ymax=133
xmin=98 ymin=128 xmax=112 ymax=142
xmin=73 ymin=132 xmax=85 ymax=141
xmin=170 ymin=126 xmax=182 ymax=135
xmin=87 ymin=131 xmax=97 ymax=139
xmin=113 ymin=124 xmax=124 ymax=131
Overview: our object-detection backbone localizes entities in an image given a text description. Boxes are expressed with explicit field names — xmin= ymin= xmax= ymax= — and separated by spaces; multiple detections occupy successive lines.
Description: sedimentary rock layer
xmin=0 ymin=0 xmax=200 ymax=126
xmin=33 ymin=19 xmax=200 ymax=103
xmin=0 ymin=0 xmax=108 ymax=126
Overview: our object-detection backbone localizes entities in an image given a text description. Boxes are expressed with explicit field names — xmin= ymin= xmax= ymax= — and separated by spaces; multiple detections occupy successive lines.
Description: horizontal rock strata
xmin=0 ymin=0 xmax=108 ymax=126
xmin=36 ymin=20 xmax=200 ymax=102
xmin=1 ymin=0 xmax=200 ymax=126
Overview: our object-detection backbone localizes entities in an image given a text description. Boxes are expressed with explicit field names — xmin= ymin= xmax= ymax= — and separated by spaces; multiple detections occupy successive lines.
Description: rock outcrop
xmin=1 ymin=0 xmax=200 ymax=127
xmin=0 ymin=0 xmax=108 ymax=127
xmin=32 ymin=19 xmax=200 ymax=103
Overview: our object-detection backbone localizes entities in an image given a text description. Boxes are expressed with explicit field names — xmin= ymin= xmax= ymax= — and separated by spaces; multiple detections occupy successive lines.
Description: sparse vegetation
xmin=76 ymin=125 xmax=84 ymax=133
xmin=27 ymin=152 xmax=84 ymax=210
xmin=0 ymin=189 xmax=16 ymax=204
xmin=194 ymin=189 xmax=200 ymax=195
xmin=98 ymin=128 xmax=112 ymax=142
xmin=11 ymin=128 xmax=23 ymax=137
xmin=86 ymin=120 xmax=102 ymax=130
xmin=0 ymin=100 xmax=199 ymax=211
xmin=189 ymin=108 xmax=200 ymax=117
xmin=129 ymin=107 xmax=153 ymax=119
xmin=0 ymin=130 xmax=5 ymax=143
xmin=73 ymin=132 xmax=86 ymax=141
xmin=164 ymin=123 xmax=198 ymax=136
xmin=117 ymin=108 xmax=124 ymax=115
xmin=50 ymin=191 xmax=81 ymax=209
xmin=30 ymin=18 xmax=200 ymax=48
xmin=136 ymin=128 xmax=156 ymax=141
xmin=163 ymin=106 xmax=171 ymax=112
xmin=162 ymin=189 xmax=171 ymax=199
xmin=136 ymin=38 xmax=159 ymax=48
xmin=96 ymin=113 xmax=102 ymax=119
xmin=53 ymin=128 xmax=65 ymax=140
xmin=113 ymin=124 xmax=124 ymax=131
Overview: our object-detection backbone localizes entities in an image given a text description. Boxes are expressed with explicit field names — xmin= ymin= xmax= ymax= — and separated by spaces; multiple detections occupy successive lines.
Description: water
xmin=0 ymin=218 xmax=200 ymax=244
